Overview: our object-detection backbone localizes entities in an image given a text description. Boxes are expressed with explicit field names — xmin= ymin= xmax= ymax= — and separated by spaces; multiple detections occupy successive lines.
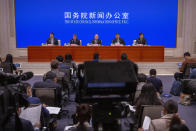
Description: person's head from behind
xmin=163 ymin=100 xmax=178 ymax=115
xmin=139 ymin=32 xmax=144 ymax=39
xmin=93 ymin=53 xmax=99 ymax=60
xmin=56 ymin=55 xmax=64 ymax=62
xmin=73 ymin=34 xmax=77 ymax=40
xmin=115 ymin=33 xmax=120 ymax=39
xmin=140 ymin=83 xmax=157 ymax=99
xmin=94 ymin=34 xmax=99 ymax=40
xmin=170 ymin=124 xmax=189 ymax=131
xmin=137 ymin=73 xmax=147 ymax=83
xmin=76 ymin=104 xmax=92 ymax=126
xmin=150 ymin=69 xmax=157 ymax=76
xmin=5 ymin=54 xmax=13 ymax=63
xmin=121 ymin=53 xmax=127 ymax=61
xmin=50 ymin=32 xmax=54 ymax=38
xmin=184 ymin=52 xmax=191 ymax=60
xmin=65 ymin=54 xmax=72 ymax=62
xmin=51 ymin=60 xmax=59 ymax=70
xmin=23 ymin=82 xmax=32 ymax=97
xmin=45 ymin=71 xmax=57 ymax=83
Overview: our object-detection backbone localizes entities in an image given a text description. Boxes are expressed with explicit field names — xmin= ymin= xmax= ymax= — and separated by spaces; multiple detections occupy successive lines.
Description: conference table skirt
xmin=27 ymin=46 xmax=164 ymax=62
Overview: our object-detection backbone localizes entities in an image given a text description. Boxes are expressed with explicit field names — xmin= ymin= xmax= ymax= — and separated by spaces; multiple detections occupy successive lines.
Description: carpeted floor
xmin=27 ymin=75 xmax=196 ymax=131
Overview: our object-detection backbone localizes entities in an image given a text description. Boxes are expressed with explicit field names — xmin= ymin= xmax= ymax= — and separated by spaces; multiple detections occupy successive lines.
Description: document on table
xmin=46 ymin=107 xmax=61 ymax=114
xmin=142 ymin=116 xmax=151 ymax=131
xmin=20 ymin=105 xmax=42 ymax=126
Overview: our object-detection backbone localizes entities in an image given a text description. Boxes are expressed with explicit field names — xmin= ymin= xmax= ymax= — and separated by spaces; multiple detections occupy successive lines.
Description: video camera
xmin=76 ymin=60 xmax=137 ymax=131
xmin=0 ymin=71 xmax=33 ymax=131
xmin=77 ymin=60 xmax=137 ymax=103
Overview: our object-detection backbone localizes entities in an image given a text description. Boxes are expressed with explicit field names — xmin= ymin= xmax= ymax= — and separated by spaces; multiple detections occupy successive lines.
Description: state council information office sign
xmin=64 ymin=11 xmax=129 ymax=24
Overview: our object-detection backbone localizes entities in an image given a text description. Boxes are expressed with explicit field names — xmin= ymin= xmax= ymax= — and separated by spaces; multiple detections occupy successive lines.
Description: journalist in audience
xmin=23 ymin=83 xmax=49 ymax=117
xmin=137 ymin=73 xmax=147 ymax=91
xmin=170 ymin=122 xmax=189 ymax=131
xmin=121 ymin=53 xmax=138 ymax=75
xmin=135 ymin=83 xmax=163 ymax=118
xmin=147 ymin=69 xmax=163 ymax=94
xmin=0 ymin=54 xmax=17 ymax=74
xmin=56 ymin=55 xmax=64 ymax=63
xmin=138 ymin=100 xmax=186 ymax=131
xmin=64 ymin=54 xmax=77 ymax=70
xmin=180 ymin=52 xmax=196 ymax=73
xmin=33 ymin=71 xmax=62 ymax=106
xmin=67 ymin=104 xmax=93 ymax=131
xmin=93 ymin=53 xmax=99 ymax=61
xmin=56 ymin=55 xmax=70 ymax=72
xmin=4 ymin=106 xmax=38 ymax=131
xmin=149 ymin=100 xmax=185 ymax=131
xmin=47 ymin=60 xmax=67 ymax=84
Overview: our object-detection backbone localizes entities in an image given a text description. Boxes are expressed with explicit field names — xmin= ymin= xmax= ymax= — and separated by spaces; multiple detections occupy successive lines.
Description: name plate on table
xmin=111 ymin=43 xmax=124 ymax=46
xmin=70 ymin=44 xmax=79 ymax=46
xmin=88 ymin=44 xmax=100 ymax=46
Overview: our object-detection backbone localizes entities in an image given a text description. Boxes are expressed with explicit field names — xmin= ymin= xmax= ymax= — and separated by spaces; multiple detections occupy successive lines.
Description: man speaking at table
xmin=112 ymin=33 xmax=125 ymax=45
xmin=70 ymin=34 xmax=81 ymax=46
xmin=46 ymin=32 xmax=59 ymax=45
xmin=136 ymin=32 xmax=147 ymax=45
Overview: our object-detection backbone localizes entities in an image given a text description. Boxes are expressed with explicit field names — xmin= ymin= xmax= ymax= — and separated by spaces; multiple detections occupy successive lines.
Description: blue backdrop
xmin=15 ymin=0 xmax=178 ymax=47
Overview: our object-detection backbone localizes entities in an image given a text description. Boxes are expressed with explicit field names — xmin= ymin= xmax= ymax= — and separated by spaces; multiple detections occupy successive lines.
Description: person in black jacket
xmin=91 ymin=34 xmax=102 ymax=45
xmin=121 ymin=53 xmax=138 ymax=75
xmin=0 ymin=54 xmax=17 ymax=74
xmin=112 ymin=33 xmax=125 ymax=45
xmin=136 ymin=32 xmax=147 ymax=45
xmin=46 ymin=32 xmax=59 ymax=45
xmin=33 ymin=71 xmax=62 ymax=106
xmin=70 ymin=34 xmax=81 ymax=45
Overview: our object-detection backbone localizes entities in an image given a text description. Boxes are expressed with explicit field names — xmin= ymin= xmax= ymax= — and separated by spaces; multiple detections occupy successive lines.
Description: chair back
xmin=184 ymin=62 xmax=196 ymax=78
xmin=138 ymin=105 xmax=163 ymax=127
xmin=33 ymin=88 xmax=57 ymax=106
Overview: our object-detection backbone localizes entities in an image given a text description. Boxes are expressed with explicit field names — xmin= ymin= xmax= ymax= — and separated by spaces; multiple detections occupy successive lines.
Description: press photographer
xmin=0 ymin=71 xmax=36 ymax=131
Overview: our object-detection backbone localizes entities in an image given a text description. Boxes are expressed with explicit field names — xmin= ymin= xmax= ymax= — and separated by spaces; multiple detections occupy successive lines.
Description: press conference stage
xmin=27 ymin=46 xmax=164 ymax=62
xmin=11 ymin=46 xmax=182 ymax=75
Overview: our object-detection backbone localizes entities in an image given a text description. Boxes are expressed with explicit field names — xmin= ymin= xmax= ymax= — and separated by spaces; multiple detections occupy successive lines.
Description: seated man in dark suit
xmin=136 ymin=32 xmax=147 ymax=45
xmin=147 ymin=69 xmax=163 ymax=95
xmin=70 ymin=34 xmax=81 ymax=45
xmin=112 ymin=33 xmax=125 ymax=45
xmin=46 ymin=32 xmax=59 ymax=45
xmin=91 ymin=34 xmax=102 ymax=45
xmin=33 ymin=71 xmax=62 ymax=106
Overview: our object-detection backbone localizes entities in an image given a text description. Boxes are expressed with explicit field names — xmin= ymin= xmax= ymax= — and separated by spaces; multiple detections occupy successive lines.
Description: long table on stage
xmin=28 ymin=46 xmax=164 ymax=62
